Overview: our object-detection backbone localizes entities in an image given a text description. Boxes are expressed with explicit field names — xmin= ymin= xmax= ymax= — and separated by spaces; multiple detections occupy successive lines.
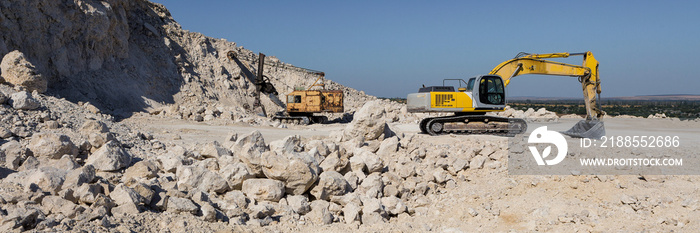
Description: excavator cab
xmin=476 ymin=76 xmax=506 ymax=106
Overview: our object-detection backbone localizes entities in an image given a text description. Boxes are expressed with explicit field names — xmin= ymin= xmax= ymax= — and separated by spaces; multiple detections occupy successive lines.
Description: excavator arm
xmin=227 ymin=51 xmax=286 ymax=116
xmin=489 ymin=51 xmax=603 ymax=120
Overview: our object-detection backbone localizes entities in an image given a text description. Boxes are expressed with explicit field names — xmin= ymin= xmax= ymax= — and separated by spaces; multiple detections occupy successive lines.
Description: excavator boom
xmin=227 ymin=51 xmax=285 ymax=116
xmin=488 ymin=51 xmax=604 ymax=138
xmin=489 ymin=51 xmax=603 ymax=121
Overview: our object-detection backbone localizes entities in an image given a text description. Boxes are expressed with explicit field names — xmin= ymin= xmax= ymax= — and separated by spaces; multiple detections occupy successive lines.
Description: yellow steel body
xmin=286 ymin=90 xmax=343 ymax=114
xmin=429 ymin=91 xmax=501 ymax=112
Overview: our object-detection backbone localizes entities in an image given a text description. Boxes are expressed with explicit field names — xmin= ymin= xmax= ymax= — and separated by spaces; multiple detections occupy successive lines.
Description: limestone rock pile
xmin=648 ymin=113 xmax=668 ymax=119
xmin=0 ymin=0 xmax=371 ymax=121
xmin=492 ymin=106 xmax=559 ymax=122
xmin=0 ymin=98 xmax=504 ymax=231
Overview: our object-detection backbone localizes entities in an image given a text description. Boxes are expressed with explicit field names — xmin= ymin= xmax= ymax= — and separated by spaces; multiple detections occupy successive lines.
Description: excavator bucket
xmin=561 ymin=120 xmax=605 ymax=139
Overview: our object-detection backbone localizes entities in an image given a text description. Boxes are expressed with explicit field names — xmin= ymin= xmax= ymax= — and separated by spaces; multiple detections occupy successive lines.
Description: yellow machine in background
xmin=277 ymin=73 xmax=344 ymax=124
xmin=227 ymin=51 xmax=344 ymax=124
xmin=407 ymin=51 xmax=605 ymax=138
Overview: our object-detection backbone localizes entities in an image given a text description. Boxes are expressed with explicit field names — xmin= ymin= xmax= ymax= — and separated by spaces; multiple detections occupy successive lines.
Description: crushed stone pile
xmin=648 ymin=113 xmax=668 ymax=119
xmin=2 ymin=90 xmax=700 ymax=232
xmin=490 ymin=106 xmax=559 ymax=122
xmin=0 ymin=95 xmax=504 ymax=231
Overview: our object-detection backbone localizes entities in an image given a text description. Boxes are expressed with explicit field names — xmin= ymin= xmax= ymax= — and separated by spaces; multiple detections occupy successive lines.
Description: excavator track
xmin=272 ymin=115 xmax=328 ymax=125
xmin=420 ymin=115 xmax=527 ymax=136
xmin=419 ymin=118 xmax=430 ymax=134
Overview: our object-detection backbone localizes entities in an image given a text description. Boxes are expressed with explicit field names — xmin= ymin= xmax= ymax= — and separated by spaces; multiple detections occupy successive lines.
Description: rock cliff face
xmin=0 ymin=0 xmax=371 ymax=117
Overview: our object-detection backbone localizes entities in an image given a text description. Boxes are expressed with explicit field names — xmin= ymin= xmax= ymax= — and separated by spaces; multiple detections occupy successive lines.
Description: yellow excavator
xmin=407 ymin=51 xmax=605 ymax=138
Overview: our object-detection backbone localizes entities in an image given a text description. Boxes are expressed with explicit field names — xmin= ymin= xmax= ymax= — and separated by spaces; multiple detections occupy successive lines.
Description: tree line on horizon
xmin=379 ymin=97 xmax=700 ymax=119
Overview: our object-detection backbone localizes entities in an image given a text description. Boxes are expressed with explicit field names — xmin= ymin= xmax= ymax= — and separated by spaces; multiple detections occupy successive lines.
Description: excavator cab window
xmin=288 ymin=95 xmax=302 ymax=103
xmin=466 ymin=78 xmax=475 ymax=91
xmin=479 ymin=76 xmax=504 ymax=105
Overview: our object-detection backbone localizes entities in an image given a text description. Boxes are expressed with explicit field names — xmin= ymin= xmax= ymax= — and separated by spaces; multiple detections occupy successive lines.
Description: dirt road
xmin=128 ymin=116 xmax=700 ymax=146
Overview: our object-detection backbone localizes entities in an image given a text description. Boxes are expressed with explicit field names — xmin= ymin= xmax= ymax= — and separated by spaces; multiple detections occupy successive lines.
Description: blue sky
xmin=151 ymin=0 xmax=700 ymax=98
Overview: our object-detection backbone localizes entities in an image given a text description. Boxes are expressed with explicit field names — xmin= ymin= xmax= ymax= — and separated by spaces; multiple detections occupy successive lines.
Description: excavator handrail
xmin=306 ymin=72 xmax=326 ymax=90
xmin=442 ymin=79 xmax=470 ymax=88
xmin=515 ymin=52 xmax=587 ymax=59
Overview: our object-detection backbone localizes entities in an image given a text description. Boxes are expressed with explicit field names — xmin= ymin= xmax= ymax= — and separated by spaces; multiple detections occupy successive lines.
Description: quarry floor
xmin=124 ymin=117 xmax=700 ymax=146
xmin=117 ymin=115 xmax=700 ymax=232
